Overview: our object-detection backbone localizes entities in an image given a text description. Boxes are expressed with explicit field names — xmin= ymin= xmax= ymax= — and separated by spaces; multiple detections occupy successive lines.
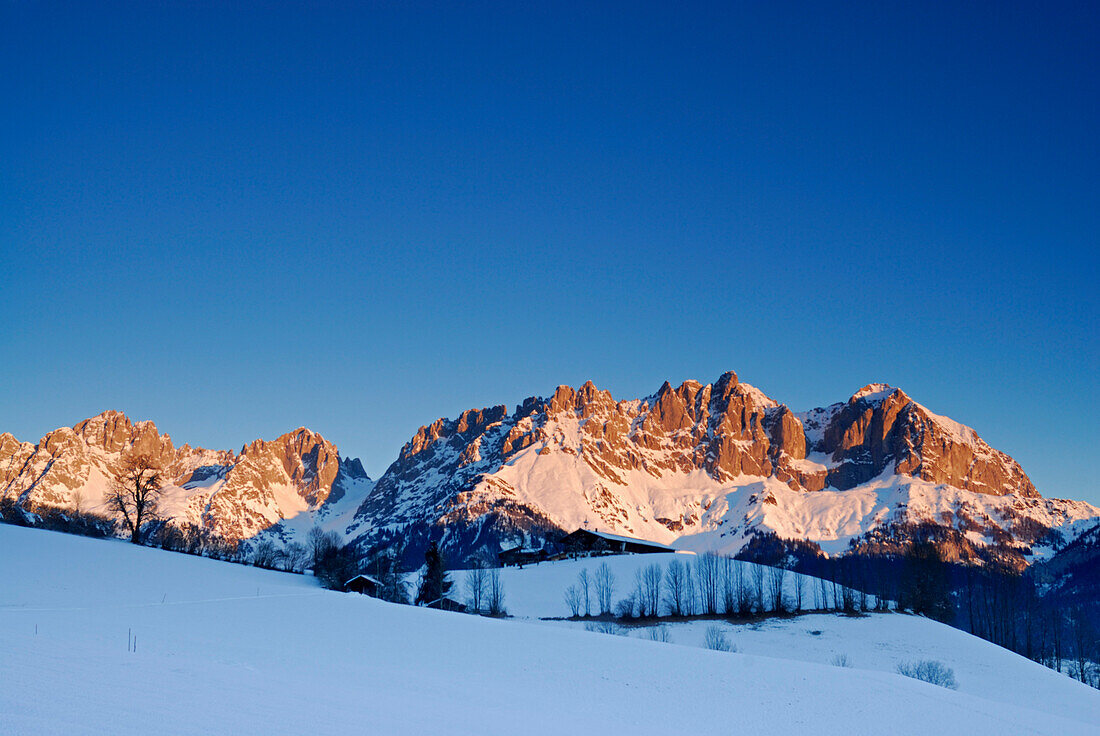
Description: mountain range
xmin=2 ymin=371 xmax=1096 ymax=569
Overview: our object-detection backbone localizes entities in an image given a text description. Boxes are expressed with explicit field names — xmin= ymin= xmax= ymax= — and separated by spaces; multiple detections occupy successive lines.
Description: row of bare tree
xmin=563 ymin=553 xmax=871 ymax=620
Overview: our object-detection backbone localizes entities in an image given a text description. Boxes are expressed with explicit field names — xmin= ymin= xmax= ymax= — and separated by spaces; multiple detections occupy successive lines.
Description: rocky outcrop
xmin=814 ymin=385 xmax=1036 ymax=497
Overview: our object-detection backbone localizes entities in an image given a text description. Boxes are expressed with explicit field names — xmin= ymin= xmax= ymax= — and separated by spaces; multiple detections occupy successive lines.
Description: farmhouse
xmin=559 ymin=529 xmax=675 ymax=557
xmin=344 ymin=574 xmax=381 ymax=596
xmin=498 ymin=545 xmax=549 ymax=567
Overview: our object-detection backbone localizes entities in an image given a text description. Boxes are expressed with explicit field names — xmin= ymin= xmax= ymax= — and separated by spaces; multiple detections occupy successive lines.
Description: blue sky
xmin=1 ymin=2 xmax=1097 ymax=502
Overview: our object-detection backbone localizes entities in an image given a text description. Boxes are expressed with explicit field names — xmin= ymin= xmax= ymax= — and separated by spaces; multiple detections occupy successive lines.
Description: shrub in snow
xmin=831 ymin=653 xmax=851 ymax=668
xmin=704 ymin=625 xmax=735 ymax=652
xmin=896 ymin=660 xmax=958 ymax=690
xmin=615 ymin=594 xmax=637 ymax=619
xmin=585 ymin=621 xmax=622 ymax=636
xmin=646 ymin=626 xmax=672 ymax=643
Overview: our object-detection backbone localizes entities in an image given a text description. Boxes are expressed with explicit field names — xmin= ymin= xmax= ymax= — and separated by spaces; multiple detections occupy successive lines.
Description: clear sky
xmin=1 ymin=2 xmax=1097 ymax=503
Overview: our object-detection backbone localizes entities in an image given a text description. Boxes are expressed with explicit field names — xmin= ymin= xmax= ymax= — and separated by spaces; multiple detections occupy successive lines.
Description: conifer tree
xmin=901 ymin=540 xmax=952 ymax=621
xmin=416 ymin=541 xmax=453 ymax=607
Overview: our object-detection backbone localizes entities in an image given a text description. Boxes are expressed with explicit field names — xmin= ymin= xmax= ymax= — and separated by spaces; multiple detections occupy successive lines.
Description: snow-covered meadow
xmin=470 ymin=552 xmax=1100 ymax=724
xmin=2 ymin=525 xmax=1097 ymax=734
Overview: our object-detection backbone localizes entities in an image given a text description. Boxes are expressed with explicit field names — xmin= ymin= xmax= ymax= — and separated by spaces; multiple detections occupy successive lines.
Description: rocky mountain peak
xmin=850 ymin=383 xmax=903 ymax=404
xmin=716 ymin=370 xmax=739 ymax=389
xmin=816 ymin=385 xmax=1036 ymax=497
xmin=59 ymin=410 xmax=177 ymax=466
xmin=1 ymin=415 xmax=369 ymax=543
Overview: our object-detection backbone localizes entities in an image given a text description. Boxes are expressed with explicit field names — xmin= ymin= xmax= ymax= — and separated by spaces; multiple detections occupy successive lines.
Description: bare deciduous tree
xmin=251 ymin=538 xmax=280 ymax=568
xmin=768 ymin=564 xmax=788 ymax=613
xmin=615 ymin=592 xmax=637 ymax=619
xmin=704 ymin=625 xmax=734 ymax=652
xmin=896 ymin=660 xmax=958 ymax=690
xmin=280 ymin=542 xmax=310 ymax=573
xmin=307 ymin=527 xmax=341 ymax=569
xmin=751 ymin=563 xmax=765 ymax=613
xmin=487 ymin=568 xmax=505 ymax=616
xmin=578 ymin=568 xmax=592 ymax=617
xmin=595 ymin=561 xmax=615 ymax=615
xmin=641 ymin=564 xmax=663 ymax=617
xmin=664 ymin=559 xmax=688 ymax=617
xmin=720 ymin=556 xmax=736 ymax=615
xmin=695 ymin=552 xmax=720 ymax=615
xmin=108 ymin=455 xmax=165 ymax=544
xmin=682 ymin=563 xmax=697 ymax=616
xmin=734 ymin=561 xmax=753 ymax=616
xmin=465 ymin=558 xmax=489 ymax=613
xmin=565 ymin=584 xmax=583 ymax=617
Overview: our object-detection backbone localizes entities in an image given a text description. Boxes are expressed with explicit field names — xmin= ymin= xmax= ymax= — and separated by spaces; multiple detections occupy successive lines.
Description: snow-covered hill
xmin=465 ymin=553 xmax=1098 ymax=722
xmin=2 ymin=524 xmax=1097 ymax=735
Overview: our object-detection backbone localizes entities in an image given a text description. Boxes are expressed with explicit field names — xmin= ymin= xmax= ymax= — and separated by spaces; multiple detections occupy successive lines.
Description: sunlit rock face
xmin=0 ymin=411 xmax=366 ymax=542
xmin=348 ymin=373 xmax=1083 ymax=567
xmin=810 ymin=384 xmax=1037 ymax=496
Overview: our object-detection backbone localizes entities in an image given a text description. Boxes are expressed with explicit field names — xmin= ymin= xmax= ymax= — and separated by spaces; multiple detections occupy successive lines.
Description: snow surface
xmin=479 ymin=554 xmax=1098 ymax=726
xmin=3 ymin=526 xmax=1097 ymax=735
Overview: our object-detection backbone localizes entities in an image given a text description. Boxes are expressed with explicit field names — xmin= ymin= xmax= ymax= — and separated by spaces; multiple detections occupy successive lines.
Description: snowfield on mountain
xmin=2 ymin=525 xmax=1098 ymax=735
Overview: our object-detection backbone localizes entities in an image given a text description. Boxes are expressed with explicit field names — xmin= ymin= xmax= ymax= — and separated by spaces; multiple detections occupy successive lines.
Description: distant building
xmin=422 ymin=596 xmax=467 ymax=613
xmin=559 ymin=529 xmax=675 ymax=557
xmin=344 ymin=574 xmax=381 ymax=596
xmin=498 ymin=545 xmax=549 ymax=568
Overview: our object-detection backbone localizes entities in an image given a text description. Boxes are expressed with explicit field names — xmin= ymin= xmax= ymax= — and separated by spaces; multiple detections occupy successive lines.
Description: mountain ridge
xmin=1 ymin=373 xmax=1095 ymax=569
xmin=342 ymin=372 xmax=1091 ymax=566
xmin=0 ymin=410 xmax=371 ymax=542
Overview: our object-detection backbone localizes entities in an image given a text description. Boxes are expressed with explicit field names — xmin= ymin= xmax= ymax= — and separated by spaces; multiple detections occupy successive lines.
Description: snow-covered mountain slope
xmin=2 ymin=524 xmax=1096 ymax=735
xmin=348 ymin=373 xmax=1098 ymax=565
xmin=0 ymin=411 xmax=372 ymax=542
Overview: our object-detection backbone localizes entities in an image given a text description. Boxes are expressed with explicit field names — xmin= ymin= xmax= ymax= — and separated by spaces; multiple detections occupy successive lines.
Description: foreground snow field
xmin=2 ymin=526 xmax=1097 ymax=735
xmin=490 ymin=553 xmax=1100 ymax=721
